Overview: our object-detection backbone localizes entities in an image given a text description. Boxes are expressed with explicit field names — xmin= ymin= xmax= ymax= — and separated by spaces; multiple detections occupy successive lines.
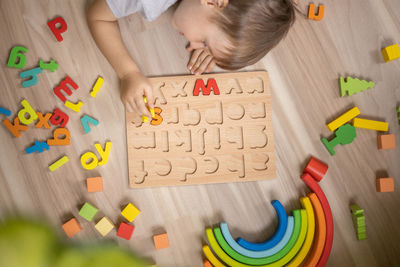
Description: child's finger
xmin=192 ymin=51 xmax=209 ymax=72
xmin=205 ymin=59 xmax=216 ymax=73
xmin=188 ymin=49 xmax=203 ymax=71
xmin=144 ymin=86 xmax=155 ymax=109
xmin=135 ymin=95 xmax=152 ymax=118
xmin=194 ymin=54 xmax=213 ymax=75
xmin=128 ymin=99 xmax=139 ymax=114
xmin=125 ymin=101 xmax=134 ymax=113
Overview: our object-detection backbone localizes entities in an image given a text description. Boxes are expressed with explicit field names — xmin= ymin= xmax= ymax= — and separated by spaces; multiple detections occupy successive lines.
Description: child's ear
xmin=200 ymin=0 xmax=229 ymax=10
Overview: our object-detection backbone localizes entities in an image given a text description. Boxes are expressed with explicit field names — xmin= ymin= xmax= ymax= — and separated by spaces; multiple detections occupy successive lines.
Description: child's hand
xmin=187 ymin=47 xmax=215 ymax=75
xmin=120 ymin=71 xmax=154 ymax=117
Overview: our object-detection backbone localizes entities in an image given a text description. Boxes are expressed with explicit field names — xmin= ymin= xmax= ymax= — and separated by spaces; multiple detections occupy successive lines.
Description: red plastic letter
xmin=53 ymin=76 xmax=78 ymax=103
xmin=50 ymin=108 xmax=69 ymax=128
xmin=193 ymin=78 xmax=220 ymax=96
xmin=47 ymin=16 xmax=68 ymax=42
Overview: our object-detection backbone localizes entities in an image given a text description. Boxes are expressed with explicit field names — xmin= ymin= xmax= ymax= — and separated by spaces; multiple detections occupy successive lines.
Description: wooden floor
xmin=0 ymin=0 xmax=399 ymax=266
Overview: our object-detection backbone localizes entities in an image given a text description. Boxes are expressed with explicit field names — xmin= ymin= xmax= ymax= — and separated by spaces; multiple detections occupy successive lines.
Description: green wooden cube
xmin=79 ymin=202 xmax=98 ymax=221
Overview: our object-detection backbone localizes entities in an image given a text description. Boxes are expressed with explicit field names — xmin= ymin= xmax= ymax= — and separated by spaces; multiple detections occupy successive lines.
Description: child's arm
xmin=86 ymin=0 xmax=153 ymax=117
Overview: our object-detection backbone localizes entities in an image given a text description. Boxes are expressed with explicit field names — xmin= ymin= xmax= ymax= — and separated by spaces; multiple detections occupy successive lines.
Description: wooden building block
xmin=153 ymin=233 xmax=169 ymax=250
xmin=79 ymin=202 xmax=99 ymax=221
xmin=376 ymin=177 xmax=394 ymax=192
xmin=326 ymin=107 xmax=360 ymax=132
xmin=116 ymin=222 xmax=135 ymax=240
xmin=382 ymin=44 xmax=400 ymax=63
xmin=353 ymin=118 xmax=389 ymax=132
xmin=62 ymin=218 xmax=82 ymax=238
xmin=126 ymin=71 xmax=276 ymax=188
xmin=48 ymin=155 xmax=69 ymax=171
xmin=339 ymin=77 xmax=375 ymax=97
xmin=377 ymin=134 xmax=396 ymax=150
xmin=303 ymin=156 xmax=328 ymax=182
xmin=121 ymin=203 xmax=141 ymax=222
xmin=86 ymin=177 xmax=103 ymax=192
xmin=95 ymin=217 xmax=114 ymax=236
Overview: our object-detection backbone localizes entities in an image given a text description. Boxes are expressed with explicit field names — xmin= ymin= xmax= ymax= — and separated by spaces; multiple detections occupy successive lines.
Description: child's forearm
xmin=86 ymin=0 xmax=139 ymax=79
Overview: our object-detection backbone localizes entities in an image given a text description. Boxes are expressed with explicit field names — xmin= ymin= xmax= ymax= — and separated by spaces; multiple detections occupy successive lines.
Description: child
xmin=87 ymin=0 xmax=295 ymax=118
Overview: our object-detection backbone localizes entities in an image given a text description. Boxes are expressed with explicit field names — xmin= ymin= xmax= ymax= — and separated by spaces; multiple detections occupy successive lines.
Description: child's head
xmin=172 ymin=0 xmax=295 ymax=70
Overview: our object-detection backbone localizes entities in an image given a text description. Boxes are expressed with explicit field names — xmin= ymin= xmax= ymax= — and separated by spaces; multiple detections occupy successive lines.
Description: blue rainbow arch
xmin=237 ymin=200 xmax=288 ymax=251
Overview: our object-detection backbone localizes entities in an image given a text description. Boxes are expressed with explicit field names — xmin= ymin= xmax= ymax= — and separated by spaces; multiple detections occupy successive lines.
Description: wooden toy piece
xmin=193 ymin=78 xmax=220 ymax=96
xmin=47 ymin=127 xmax=70 ymax=146
xmin=35 ymin=112 xmax=52 ymax=129
xmin=64 ymin=100 xmax=83 ymax=112
xmin=81 ymin=114 xmax=99 ymax=134
xmin=25 ymin=140 xmax=50 ymax=154
xmin=203 ymin=245 xmax=226 ymax=267
xmin=48 ymin=155 xmax=69 ymax=171
xmin=303 ymin=193 xmax=326 ymax=267
xmin=153 ymin=233 xmax=169 ymax=250
xmin=47 ymin=16 xmax=68 ymax=42
xmin=353 ymin=118 xmax=389 ymax=132
xmin=7 ymin=46 xmax=28 ymax=69
xmin=50 ymin=108 xmax=69 ymax=128
xmin=62 ymin=218 xmax=82 ymax=238
xmin=237 ymin=200 xmax=288 ymax=251
xmin=303 ymin=156 xmax=328 ymax=182
xmin=95 ymin=141 xmax=112 ymax=166
xmin=308 ymin=3 xmax=324 ymax=21
xmin=350 ymin=204 xmax=366 ymax=240
xmin=121 ymin=203 xmax=141 ymax=222
xmin=90 ymin=76 xmax=104 ymax=97
xmin=79 ymin=202 xmax=99 ymax=221
xmin=326 ymin=106 xmax=360 ymax=131
xmin=18 ymin=99 xmax=38 ymax=125
xmin=86 ymin=176 xmax=103 ymax=192
xmin=2 ymin=117 xmax=28 ymax=137
xmin=350 ymin=204 xmax=364 ymax=216
xmin=126 ymin=71 xmax=275 ymax=188
xmin=381 ymin=44 xmax=400 ymax=63
xmin=53 ymin=76 xmax=79 ymax=103
xmin=95 ymin=217 xmax=114 ymax=236
xmin=301 ymin=172 xmax=334 ymax=267
xmin=19 ymin=67 xmax=42 ymax=88
xmin=339 ymin=77 xmax=375 ymax=97
xmin=322 ymin=124 xmax=357 ymax=155
xmin=0 ymin=107 xmax=12 ymax=116
xmin=39 ymin=59 xmax=59 ymax=72
xmin=117 ymin=222 xmax=135 ymax=240
xmin=376 ymin=177 xmax=394 ymax=192
xmin=396 ymin=107 xmax=400 ymax=126
xmin=80 ymin=152 xmax=98 ymax=170
xmin=150 ymin=107 xmax=163 ymax=126
xmin=203 ymin=259 xmax=213 ymax=267
xmin=377 ymin=134 xmax=396 ymax=150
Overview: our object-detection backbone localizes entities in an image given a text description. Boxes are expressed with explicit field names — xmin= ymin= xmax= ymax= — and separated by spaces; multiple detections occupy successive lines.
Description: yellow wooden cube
xmin=95 ymin=217 xmax=114 ymax=236
xmin=121 ymin=203 xmax=141 ymax=222
xmin=382 ymin=44 xmax=400 ymax=62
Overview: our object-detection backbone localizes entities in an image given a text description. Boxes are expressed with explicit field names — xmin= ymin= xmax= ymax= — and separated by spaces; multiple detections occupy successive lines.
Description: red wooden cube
xmin=117 ymin=222 xmax=135 ymax=240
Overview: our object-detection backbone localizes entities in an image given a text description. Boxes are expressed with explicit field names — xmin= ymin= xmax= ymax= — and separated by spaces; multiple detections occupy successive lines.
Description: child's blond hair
xmin=211 ymin=0 xmax=295 ymax=70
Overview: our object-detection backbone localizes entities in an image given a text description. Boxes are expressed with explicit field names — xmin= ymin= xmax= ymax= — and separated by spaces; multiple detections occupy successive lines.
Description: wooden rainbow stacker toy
xmin=126 ymin=71 xmax=276 ymax=188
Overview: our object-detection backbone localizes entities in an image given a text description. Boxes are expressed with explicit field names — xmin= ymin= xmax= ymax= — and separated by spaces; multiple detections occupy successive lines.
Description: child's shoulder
xmin=106 ymin=0 xmax=178 ymax=21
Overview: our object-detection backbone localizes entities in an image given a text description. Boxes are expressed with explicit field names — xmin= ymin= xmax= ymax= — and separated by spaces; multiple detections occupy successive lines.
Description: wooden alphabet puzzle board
xmin=126 ymin=71 xmax=275 ymax=188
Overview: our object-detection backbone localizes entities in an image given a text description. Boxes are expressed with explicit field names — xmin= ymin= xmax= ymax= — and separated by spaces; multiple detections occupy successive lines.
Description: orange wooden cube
xmin=153 ymin=233 xmax=169 ymax=250
xmin=376 ymin=177 xmax=394 ymax=192
xmin=62 ymin=218 xmax=82 ymax=238
xmin=203 ymin=259 xmax=213 ymax=267
xmin=377 ymin=134 xmax=396 ymax=150
xmin=86 ymin=177 xmax=103 ymax=192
